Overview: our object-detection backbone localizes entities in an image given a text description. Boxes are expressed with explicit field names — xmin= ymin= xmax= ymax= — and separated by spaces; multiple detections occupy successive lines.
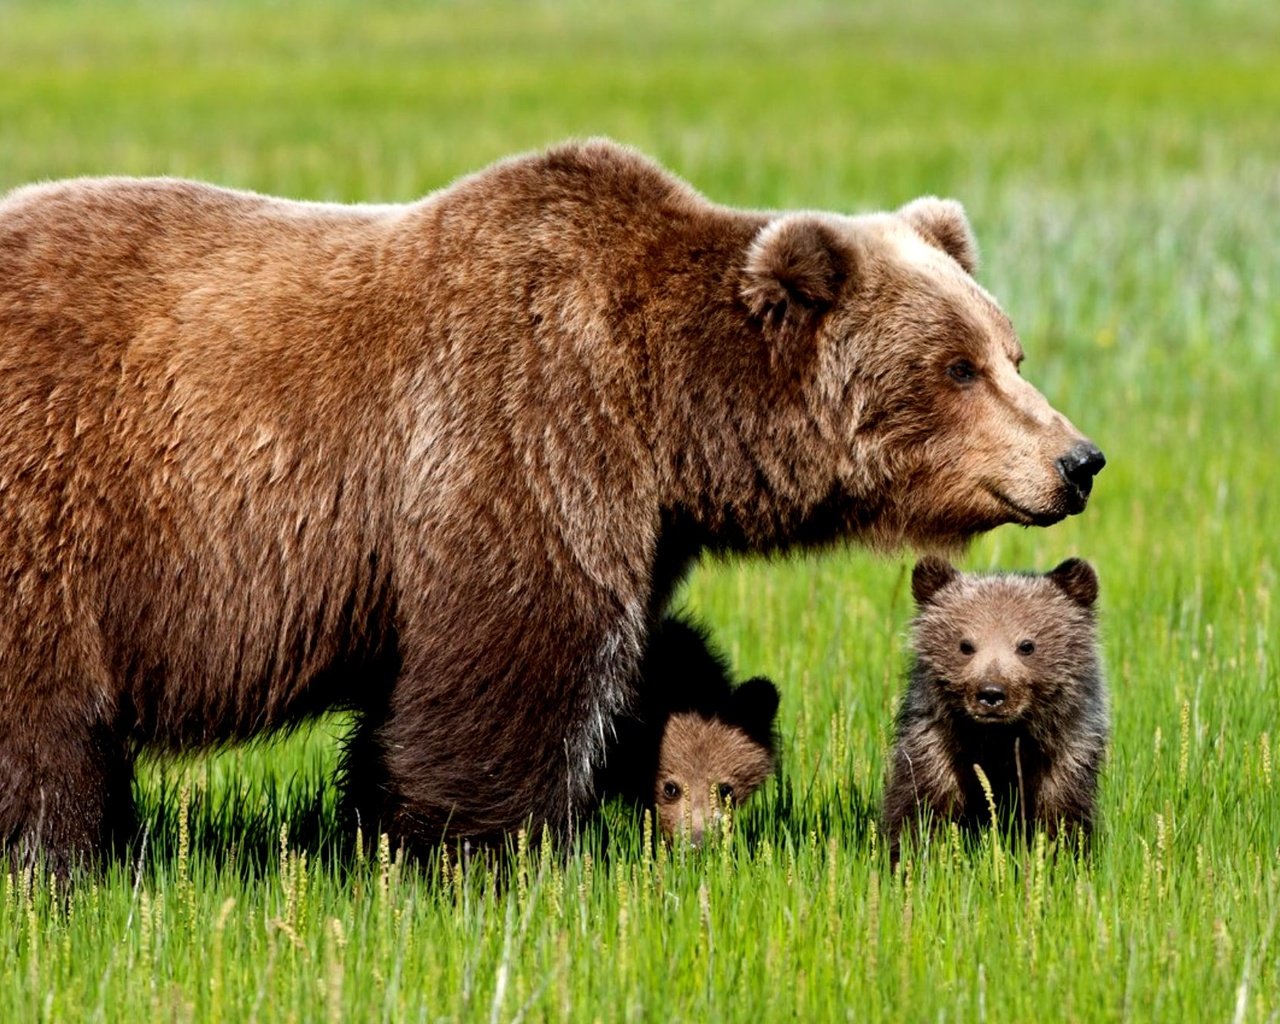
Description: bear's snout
xmin=964 ymin=676 xmax=1024 ymax=720
xmin=1056 ymin=441 xmax=1106 ymax=512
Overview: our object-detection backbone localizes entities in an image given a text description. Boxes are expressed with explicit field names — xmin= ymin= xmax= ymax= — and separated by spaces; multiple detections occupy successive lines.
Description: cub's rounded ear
xmin=727 ymin=676 xmax=780 ymax=746
xmin=897 ymin=196 xmax=979 ymax=276
xmin=911 ymin=557 xmax=959 ymax=606
xmin=741 ymin=215 xmax=850 ymax=344
xmin=1047 ymin=558 xmax=1099 ymax=608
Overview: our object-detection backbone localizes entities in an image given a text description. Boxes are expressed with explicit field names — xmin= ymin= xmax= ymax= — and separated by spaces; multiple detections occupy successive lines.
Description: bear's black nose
xmin=977 ymin=686 xmax=1007 ymax=708
xmin=1057 ymin=442 xmax=1106 ymax=511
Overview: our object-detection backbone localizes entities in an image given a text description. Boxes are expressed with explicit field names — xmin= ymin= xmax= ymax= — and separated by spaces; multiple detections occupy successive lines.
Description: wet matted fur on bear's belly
xmin=0 ymin=138 xmax=1102 ymax=873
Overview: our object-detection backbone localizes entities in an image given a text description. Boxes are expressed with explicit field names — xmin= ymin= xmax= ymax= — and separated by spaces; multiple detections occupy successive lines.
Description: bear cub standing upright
xmin=883 ymin=557 xmax=1108 ymax=860
xmin=599 ymin=615 xmax=778 ymax=844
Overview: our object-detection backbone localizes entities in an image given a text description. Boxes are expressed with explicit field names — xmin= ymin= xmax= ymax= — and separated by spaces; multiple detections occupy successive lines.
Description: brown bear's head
xmin=908 ymin=556 xmax=1100 ymax=726
xmin=653 ymin=677 xmax=778 ymax=845
xmin=736 ymin=198 xmax=1104 ymax=552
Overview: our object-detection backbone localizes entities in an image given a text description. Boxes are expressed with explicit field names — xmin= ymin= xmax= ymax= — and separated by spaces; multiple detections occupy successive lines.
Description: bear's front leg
xmin=0 ymin=710 xmax=135 ymax=876
xmin=882 ymin=720 xmax=963 ymax=865
xmin=1033 ymin=748 xmax=1103 ymax=848
xmin=342 ymin=592 xmax=644 ymax=854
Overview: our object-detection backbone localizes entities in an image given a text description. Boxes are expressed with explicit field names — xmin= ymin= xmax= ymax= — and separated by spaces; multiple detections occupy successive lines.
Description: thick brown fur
xmin=653 ymin=708 xmax=777 ymax=845
xmin=0 ymin=139 xmax=1102 ymax=872
xmin=596 ymin=615 xmax=778 ymax=843
xmin=883 ymin=558 xmax=1109 ymax=863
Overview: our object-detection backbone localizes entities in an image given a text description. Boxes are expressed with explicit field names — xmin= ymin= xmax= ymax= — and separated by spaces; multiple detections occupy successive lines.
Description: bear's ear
xmin=1047 ymin=558 xmax=1098 ymax=609
xmin=897 ymin=197 xmax=979 ymax=276
xmin=740 ymin=215 xmax=850 ymax=344
xmin=912 ymin=556 xmax=959 ymax=606
xmin=726 ymin=676 xmax=780 ymax=747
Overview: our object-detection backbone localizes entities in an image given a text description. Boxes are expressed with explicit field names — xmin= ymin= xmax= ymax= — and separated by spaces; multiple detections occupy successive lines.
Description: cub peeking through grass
xmin=600 ymin=615 xmax=779 ymax=844
xmin=883 ymin=557 xmax=1108 ymax=862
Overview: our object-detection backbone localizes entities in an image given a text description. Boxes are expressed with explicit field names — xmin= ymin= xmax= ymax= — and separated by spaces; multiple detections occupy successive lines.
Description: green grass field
xmin=2 ymin=1 xmax=1278 ymax=1020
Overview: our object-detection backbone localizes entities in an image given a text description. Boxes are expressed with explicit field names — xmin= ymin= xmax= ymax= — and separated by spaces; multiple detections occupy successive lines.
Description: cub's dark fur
xmin=598 ymin=615 xmax=778 ymax=838
xmin=883 ymin=558 xmax=1108 ymax=861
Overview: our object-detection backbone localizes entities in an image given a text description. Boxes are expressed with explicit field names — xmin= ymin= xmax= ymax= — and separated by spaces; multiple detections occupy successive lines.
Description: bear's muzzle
xmin=1056 ymin=441 xmax=1106 ymax=513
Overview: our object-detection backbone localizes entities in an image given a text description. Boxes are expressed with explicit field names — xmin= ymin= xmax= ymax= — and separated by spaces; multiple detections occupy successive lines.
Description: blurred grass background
xmin=1 ymin=1 xmax=1278 ymax=1020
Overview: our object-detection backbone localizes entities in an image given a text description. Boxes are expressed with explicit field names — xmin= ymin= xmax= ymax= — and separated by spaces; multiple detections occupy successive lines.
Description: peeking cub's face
xmin=653 ymin=677 xmax=779 ymax=844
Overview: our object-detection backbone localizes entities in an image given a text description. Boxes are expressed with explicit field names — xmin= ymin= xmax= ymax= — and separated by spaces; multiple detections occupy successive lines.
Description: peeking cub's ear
xmin=740 ymin=215 xmax=850 ymax=347
xmin=911 ymin=557 xmax=960 ymax=606
xmin=725 ymin=676 xmax=780 ymax=750
xmin=1046 ymin=558 xmax=1099 ymax=609
xmin=896 ymin=196 xmax=979 ymax=276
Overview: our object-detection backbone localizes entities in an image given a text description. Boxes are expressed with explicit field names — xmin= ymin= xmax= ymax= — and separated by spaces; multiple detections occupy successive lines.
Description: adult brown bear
xmin=0 ymin=140 xmax=1103 ymax=871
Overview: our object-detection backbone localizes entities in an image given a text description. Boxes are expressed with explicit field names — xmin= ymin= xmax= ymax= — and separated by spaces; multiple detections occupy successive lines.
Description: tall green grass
xmin=1 ymin=1 xmax=1277 ymax=1020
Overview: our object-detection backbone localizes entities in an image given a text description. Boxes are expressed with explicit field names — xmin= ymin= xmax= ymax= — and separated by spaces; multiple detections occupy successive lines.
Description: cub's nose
xmin=977 ymin=686 xmax=1007 ymax=708
xmin=1056 ymin=441 xmax=1106 ymax=510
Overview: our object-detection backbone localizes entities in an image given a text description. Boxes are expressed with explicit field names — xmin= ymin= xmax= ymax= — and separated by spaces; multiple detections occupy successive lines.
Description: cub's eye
xmin=662 ymin=781 xmax=681 ymax=801
xmin=1017 ymin=639 xmax=1036 ymax=656
xmin=947 ymin=360 xmax=979 ymax=384
xmin=717 ymin=783 xmax=735 ymax=802
xmin=959 ymin=640 xmax=976 ymax=656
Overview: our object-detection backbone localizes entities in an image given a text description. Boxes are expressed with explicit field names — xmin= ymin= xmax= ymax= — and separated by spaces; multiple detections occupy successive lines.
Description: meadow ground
xmin=1 ymin=1 xmax=1278 ymax=1020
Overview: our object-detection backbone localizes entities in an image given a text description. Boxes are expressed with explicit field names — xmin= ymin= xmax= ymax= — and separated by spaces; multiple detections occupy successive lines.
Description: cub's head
xmin=908 ymin=556 xmax=1100 ymax=725
xmin=654 ymin=677 xmax=779 ymax=844
xmin=737 ymin=199 xmax=1104 ymax=550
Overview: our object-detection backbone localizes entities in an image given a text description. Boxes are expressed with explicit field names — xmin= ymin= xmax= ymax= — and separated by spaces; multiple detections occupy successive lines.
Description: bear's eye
xmin=959 ymin=640 xmax=976 ymax=656
xmin=1017 ymin=639 xmax=1036 ymax=656
xmin=947 ymin=360 xmax=979 ymax=385
xmin=717 ymin=783 xmax=735 ymax=802
xmin=662 ymin=781 xmax=681 ymax=801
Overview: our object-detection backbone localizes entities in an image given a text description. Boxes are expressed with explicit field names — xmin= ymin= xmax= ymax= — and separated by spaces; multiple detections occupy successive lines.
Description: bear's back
xmin=0 ymin=178 xmax=400 ymax=359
